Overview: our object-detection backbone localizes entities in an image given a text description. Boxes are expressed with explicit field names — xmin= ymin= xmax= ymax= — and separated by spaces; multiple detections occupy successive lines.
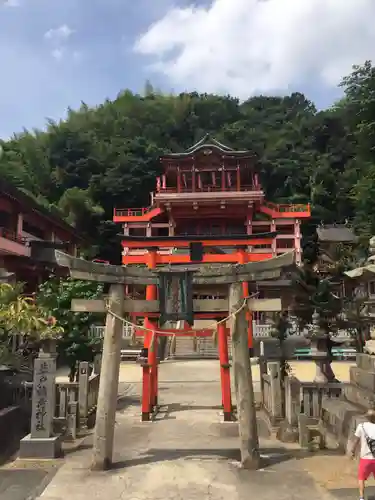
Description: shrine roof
xmin=0 ymin=179 xmax=85 ymax=241
xmin=316 ymin=224 xmax=356 ymax=243
xmin=160 ymin=133 xmax=254 ymax=159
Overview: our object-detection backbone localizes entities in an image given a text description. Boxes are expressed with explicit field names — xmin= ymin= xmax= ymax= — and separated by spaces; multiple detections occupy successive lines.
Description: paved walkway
xmin=31 ymin=360 xmax=346 ymax=500
xmin=0 ymin=360 xmax=363 ymax=500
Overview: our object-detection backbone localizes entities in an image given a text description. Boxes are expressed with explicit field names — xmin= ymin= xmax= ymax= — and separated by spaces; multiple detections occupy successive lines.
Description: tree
xmin=0 ymin=282 xmax=63 ymax=369
xmin=37 ymin=277 xmax=104 ymax=381
xmin=1 ymin=64 xmax=375 ymax=261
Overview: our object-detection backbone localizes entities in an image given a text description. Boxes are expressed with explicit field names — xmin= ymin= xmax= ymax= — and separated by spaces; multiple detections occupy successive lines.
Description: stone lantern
xmin=307 ymin=310 xmax=338 ymax=383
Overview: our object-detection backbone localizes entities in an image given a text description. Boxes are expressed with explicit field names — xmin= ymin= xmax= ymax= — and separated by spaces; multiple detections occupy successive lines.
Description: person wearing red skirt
xmin=350 ymin=410 xmax=375 ymax=500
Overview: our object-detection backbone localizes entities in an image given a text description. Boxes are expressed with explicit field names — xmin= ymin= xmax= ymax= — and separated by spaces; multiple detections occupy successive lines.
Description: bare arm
xmin=349 ymin=436 xmax=360 ymax=457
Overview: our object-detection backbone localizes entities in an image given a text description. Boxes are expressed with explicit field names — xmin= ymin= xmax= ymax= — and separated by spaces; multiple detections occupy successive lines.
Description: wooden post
xmin=229 ymin=282 xmax=260 ymax=469
xmin=91 ymin=284 xmax=124 ymax=470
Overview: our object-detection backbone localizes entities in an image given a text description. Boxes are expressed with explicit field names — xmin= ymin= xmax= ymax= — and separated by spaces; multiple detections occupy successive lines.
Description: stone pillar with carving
xmin=19 ymin=352 xmax=62 ymax=458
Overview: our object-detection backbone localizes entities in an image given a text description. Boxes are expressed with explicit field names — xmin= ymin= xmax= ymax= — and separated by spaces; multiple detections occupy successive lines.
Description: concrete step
xmin=197 ymin=338 xmax=218 ymax=359
xmin=343 ymin=383 xmax=375 ymax=410
xmin=356 ymin=353 xmax=375 ymax=372
xmin=167 ymin=337 xmax=222 ymax=360
xmin=321 ymin=397 xmax=365 ymax=452
xmin=168 ymin=338 xmax=197 ymax=359
xmin=350 ymin=365 xmax=375 ymax=392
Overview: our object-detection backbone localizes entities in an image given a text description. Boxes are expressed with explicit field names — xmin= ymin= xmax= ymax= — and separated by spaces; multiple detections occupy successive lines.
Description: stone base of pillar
xmin=223 ymin=411 xmax=233 ymax=422
xmin=19 ymin=434 xmax=62 ymax=459
xmin=276 ymin=420 xmax=299 ymax=443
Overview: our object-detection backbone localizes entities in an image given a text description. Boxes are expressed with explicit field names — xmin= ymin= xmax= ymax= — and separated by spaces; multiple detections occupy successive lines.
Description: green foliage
xmin=0 ymin=282 xmax=63 ymax=340
xmin=1 ymin=63 xmax=375 ymax=260
xmin=291 ymin=265 xmax=342 ymax=333
xmin=0 ymin=282 xmax=63 ymax=367
xmin=36 ymin=277 xmax=104 ymax=372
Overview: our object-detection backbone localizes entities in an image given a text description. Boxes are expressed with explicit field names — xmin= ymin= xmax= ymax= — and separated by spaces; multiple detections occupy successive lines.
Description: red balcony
xmin=0 ymin=227 xmax=30 ymax=257
xmin=259 ymin=201 xmax=311 ymax=218
xmin=156 ymin=184 xmax=255 ymax=194
xmin=113 ymin=206 xmax=162 ymax=223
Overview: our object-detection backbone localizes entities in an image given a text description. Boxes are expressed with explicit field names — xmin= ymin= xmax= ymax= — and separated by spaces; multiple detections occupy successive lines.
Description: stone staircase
xmin=166 ymin=336 xmax=221 ymax=359
xmin=320 ymin=354 xmax=375 ymax=452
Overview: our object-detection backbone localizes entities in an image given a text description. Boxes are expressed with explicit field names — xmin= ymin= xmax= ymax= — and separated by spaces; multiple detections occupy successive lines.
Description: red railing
xmin=0 ymin=227 xmax=27 ymax=245
xmin=263 ymin=201 xmax=311 ymax=213
xmin=113 ymin=207 xmax=152 ymax=218
xmin=156 ymin=184 xmax=257 ymax=194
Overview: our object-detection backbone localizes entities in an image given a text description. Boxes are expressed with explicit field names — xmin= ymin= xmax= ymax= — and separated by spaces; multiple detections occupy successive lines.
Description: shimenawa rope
xmin=104 ymin=292 xmax=259 ymax=337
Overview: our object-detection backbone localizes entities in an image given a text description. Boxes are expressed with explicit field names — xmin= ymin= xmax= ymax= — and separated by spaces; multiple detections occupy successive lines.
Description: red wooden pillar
xmin=238 ymin=248 xmax=254 ymax=356
xmin=141 ymin=250 xmax=157 ymax=421
xmin=218 ymin=321 xmax=232 ymax=421
xmin=236 ymin=165 xmax=241 ymax=191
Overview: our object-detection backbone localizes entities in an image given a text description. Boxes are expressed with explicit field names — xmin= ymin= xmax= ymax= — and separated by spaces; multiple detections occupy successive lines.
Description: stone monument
xmin=19 ymin=352 xmax=62 ymax=458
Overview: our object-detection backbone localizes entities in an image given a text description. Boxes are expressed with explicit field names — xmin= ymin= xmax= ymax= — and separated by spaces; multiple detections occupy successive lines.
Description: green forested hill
xmin=1 ymin=62 xmax=375 ymax=263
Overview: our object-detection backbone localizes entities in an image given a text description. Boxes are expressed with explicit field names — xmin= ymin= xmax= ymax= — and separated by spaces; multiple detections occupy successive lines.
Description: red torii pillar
xmin=217 ymin=320 xmax=232 ymax=420
xmin=142 ymin=249 xmax=158 ymax=421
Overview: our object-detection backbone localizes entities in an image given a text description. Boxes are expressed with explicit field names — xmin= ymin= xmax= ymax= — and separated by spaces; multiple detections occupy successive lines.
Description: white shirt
xmin=355 ymin=422 xmax=375 ymax=459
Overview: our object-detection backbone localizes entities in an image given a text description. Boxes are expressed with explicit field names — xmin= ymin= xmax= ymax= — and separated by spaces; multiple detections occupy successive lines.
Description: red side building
xmin=0 ymin=180 xmax=84 ymax=291
xmin=113 ymin=135 xmax=311 ymax=420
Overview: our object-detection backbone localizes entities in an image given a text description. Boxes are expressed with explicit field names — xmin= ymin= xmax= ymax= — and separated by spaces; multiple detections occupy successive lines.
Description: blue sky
xmin=0 ymin=0 xmax=373 ymax=139
xmin=0 ymin=0 xmax=190 ymax=138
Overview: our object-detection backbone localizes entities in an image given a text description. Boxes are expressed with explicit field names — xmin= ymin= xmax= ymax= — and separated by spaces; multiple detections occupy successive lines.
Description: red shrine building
xmin=0 ymin=180 xmax=83 ymax=292
xmin=114 ymin=135 xmax=310 ymax=265
xmin=113 ymin=135 xmax=311 ymax=421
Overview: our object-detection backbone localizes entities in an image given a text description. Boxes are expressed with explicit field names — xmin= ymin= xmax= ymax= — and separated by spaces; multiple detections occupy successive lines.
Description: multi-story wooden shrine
xmin=114 ymin=135 xmax=310 ymax=266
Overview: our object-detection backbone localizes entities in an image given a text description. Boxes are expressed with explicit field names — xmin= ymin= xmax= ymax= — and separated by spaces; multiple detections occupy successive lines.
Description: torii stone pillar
xmin=91 ymin=284 xmax=124 ymax=470
xmin=229 ymin=282 xmax=260 ymax=469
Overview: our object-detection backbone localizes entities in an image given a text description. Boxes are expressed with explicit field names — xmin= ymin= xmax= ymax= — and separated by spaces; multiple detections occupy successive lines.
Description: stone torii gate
xmin=51 ymin=250 xmax=294 ymax=471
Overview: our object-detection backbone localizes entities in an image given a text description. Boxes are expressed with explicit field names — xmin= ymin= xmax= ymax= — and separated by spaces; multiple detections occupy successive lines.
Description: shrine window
xmin=129 ymin=227 xmax=146 ymax=237
xmin=226 ymin=171 xmax=236 ymax=190
xmin=226 ymin=224 xmax=246 ymax=235
xmin=0 ymin=210 xmax=11 ymax=228
xmin=181 ymin=172 xmax=193 ymax=191
xmin=22 ymin=221 xmax=45 ymax=240
xmin=157 ymin=227 xmax=169 ymax=237
xmin=369 ymin=281 xmax=375 ymax=297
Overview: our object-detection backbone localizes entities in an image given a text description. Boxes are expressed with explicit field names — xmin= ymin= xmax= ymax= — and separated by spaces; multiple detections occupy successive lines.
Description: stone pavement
xmin=0 ymin=461 xmax=58 ymax=500
xmin=34 ymin=359 xmax=346 ymax=500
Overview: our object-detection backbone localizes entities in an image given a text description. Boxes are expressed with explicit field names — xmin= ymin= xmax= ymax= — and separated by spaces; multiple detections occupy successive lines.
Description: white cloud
xmin=44 ymin=24 xmax=74 ymax=42
xmin=51 ymin=48 xmax=64 ymax=61
xmin=44 ymin=24 xmax=78 ymax=61
xmin=134 ymin=0 xmax=375 ymax=98
xmin=3 ymin=0 xmax=20 ymax=6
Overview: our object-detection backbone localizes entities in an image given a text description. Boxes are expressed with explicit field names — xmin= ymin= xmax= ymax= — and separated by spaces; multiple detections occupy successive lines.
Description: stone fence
xmin=284 ymin=377 xmax=344 ymax=425
xmin=54 ymin=368 xmax=100 ymax=438
xmin=259 ymin=360 xmax=347 ymax=444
